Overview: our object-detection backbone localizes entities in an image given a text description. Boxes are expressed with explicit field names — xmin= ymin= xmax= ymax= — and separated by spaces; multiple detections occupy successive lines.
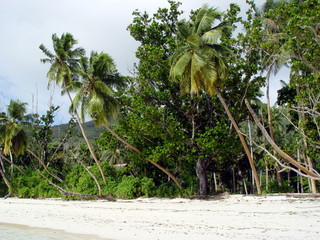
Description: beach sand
xmin=0 ymin=194 xmax=320 ymax=240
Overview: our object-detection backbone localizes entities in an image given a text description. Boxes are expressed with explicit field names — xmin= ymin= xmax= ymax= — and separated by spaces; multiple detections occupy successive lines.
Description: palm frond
xmin=200 ymin=28 xmax=222 ymax=45
xmin=169 ymin=51 xmax=192 ymax=81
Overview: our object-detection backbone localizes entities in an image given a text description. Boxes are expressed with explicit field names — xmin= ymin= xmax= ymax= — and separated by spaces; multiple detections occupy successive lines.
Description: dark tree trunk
xmin=196 ymin=159 xmax=208 ymax=195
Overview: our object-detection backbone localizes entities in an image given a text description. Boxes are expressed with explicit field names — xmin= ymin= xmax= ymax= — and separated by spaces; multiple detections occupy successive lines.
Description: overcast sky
xmin=0 ymin=0 xmax=286 ymax=124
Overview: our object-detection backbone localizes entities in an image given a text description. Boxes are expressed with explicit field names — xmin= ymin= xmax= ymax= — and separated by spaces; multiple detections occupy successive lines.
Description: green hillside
xmin=52 ymin=121 xmax=103 ymax=144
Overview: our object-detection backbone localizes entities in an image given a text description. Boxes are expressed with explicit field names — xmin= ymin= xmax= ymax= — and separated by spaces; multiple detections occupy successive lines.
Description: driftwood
xmin=62 ymin=191 xmax=116 ymax=201
xmin=186 ymin=192 xmax=230 ymax=200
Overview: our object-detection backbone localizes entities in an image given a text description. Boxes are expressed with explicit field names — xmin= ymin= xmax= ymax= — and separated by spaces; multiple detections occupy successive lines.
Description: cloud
xmin=0 ymin=0 xmax=270 ymax=124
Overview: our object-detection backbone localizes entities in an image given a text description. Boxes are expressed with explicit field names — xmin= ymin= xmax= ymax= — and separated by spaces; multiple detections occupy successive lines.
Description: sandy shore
xmin=0 ymin=194 xmax=320 ymax=240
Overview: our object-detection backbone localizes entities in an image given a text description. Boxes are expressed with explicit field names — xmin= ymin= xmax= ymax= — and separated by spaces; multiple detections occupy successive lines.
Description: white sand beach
xmin=0 ymin=194 xmax=320 ymax=240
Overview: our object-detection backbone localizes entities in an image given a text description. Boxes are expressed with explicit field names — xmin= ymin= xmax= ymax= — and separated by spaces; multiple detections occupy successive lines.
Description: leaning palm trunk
xmin=104 ymin=125 xmax=182 ymax=190
xmin=27 ymin=149 xmax=65 ymax=184
xmin=215 ymin=88 xmax=262 ymax=194
xmin=0 ymin=158 xmax=12 ymax=198
xmin=245 ymin=99 xmax=320 ymax=179
xmin=66 ymin=91 xmax=106 ymax=184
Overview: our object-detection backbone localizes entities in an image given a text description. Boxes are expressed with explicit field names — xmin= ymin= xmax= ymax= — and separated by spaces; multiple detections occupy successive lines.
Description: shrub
xmin=12 ymin=169 xmax=60 ymax=198
xmin=267 ymin=180 xmax=295 ymax=193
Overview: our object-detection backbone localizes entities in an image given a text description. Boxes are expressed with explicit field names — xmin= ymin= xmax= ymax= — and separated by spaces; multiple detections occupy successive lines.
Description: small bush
xmin=155 ymin=182 xmax=180 ymax=197
xmin=115 ymin=176 xmax=140 ymax=199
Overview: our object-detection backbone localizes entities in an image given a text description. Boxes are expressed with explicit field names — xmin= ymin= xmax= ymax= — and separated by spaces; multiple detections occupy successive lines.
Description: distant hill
xmin=52 ymin=121 xmax=103 ymax=144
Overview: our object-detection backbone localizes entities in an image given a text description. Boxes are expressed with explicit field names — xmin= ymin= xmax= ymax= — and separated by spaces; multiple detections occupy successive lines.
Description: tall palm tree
xmin=40 ymin=33 xmax=106 ymax=183
xmin=169 ymin=5 xmax=262 ymax=194
xmin=72 ymin=51 xmax=182 ymax=190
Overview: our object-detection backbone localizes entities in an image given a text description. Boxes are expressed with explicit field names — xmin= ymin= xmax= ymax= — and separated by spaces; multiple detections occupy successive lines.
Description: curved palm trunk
xmin=215 ymin=88 xmax=262 ymax=194
xmin=266 ymin=66 xmax=282 ymax=186
xmin=104 ymin=125 xmax=182 ymax=190
xmin=245 ymin=99 xmax=320 ymax=179
xmin=27 ymin=149 xmax=65 ymax=184
xmin=66 ymin=91 xmax=106 ymax=184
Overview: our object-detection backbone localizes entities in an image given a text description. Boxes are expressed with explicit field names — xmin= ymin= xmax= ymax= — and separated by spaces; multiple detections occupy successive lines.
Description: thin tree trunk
xmin=243 ymin=177 xmax=248 ymax=195
xmin=0 ymin=158 xmax=12 ymax=198
xmin=67 ymin=91 xmax=106 ymax=184
xmin=266 ymin=165 xmax=269 ymax=191
xmin=266 ymin=68 xmax=282 ymax=186
xmin=303 ymin=138 xmax=317 ymax=193
xmin=245 ymin=99 xmax=320 ymax=179
xmin=9 ymin=151 xmax=13 ymax=180
xmin=215 ymin=88 xmax=261 ymax=194
xmin=213 ymin=172 xmax=218 ymax=192
xmin=104 ymin=125 xmax=182 ymax=190
xmin=27 ymin=149 xmax=64 ymax=184
xmin=0 ymin=152 xmax=26 ymax=176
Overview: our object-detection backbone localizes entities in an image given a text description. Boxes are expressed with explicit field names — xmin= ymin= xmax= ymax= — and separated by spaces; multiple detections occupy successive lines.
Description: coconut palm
xmin=169 ymin=5 xmax=261 ymax=194
xmin=0 ymin=100 xmax=29 ymax=157
xmin=72 ymin=51 xmax=182 ymax=190
xmin=40 ymin=33 xmax=106 ymax=183
xmin=0 ymin=100 xmax=64 ymax=195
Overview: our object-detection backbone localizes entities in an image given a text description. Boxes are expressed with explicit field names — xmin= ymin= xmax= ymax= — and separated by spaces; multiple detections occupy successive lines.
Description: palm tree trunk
xmin=245 ymin=99 xmax=320 ymax=179
xmin=104 ymin=125 xmax=182 ymax=190
xmin=215 ymin=88 xmax=262 ymax=194
xmin=66 ymin=91 xmax=106 ymax=184
xmin=0 ymin=158 xmax=12 ymax=198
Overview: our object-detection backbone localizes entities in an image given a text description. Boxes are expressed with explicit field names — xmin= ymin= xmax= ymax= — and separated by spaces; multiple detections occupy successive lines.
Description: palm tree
xmin=0 ymin=100 xmax=64 ymax=189
xmin=40 ymin=33 xmax=106 ymax=183
xmin=0 ymin=100 xmax=29 ymax=157
xmin=0 ymin=100 xmax=29 ymax=197
xmin=169 ymin=5 xmax=262 ymax=194
xmin=72 ymin=51 xmax=182 ymax=190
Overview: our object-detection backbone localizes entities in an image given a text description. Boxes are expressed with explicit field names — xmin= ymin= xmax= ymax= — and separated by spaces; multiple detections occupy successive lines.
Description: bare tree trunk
xmin=67 ymin=91 xmax=106 ymax=184
xmin=196 ymin=159 xmax=208 ymax=195
xmin=266 ymin=69 xmax=282 ymax=186
xmin=303 ymin=138 xmax=317 ymax=193
xmin=245 ymin=99 xmax=320 ymax=179
xmin=243 ymin=177 xmax=248 ymax=195
xmin=266 ymin=165 xmax=269 ymax=191
xmin=213 ymin=172 xmax=218 ymax=192
xmin=104 ymin=125 xmax=182 ymax=190
xmin=215 ymin=88 xmax=261 ymax=194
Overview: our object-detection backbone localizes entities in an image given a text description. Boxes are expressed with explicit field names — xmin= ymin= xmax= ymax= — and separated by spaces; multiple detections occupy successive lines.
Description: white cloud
xmin=0 ymin=0 xmax=273 ymax=124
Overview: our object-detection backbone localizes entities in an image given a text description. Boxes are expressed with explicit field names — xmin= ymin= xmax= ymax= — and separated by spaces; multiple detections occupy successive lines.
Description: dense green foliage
xmin=1 ymin=0 xmax=319 ymax=198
